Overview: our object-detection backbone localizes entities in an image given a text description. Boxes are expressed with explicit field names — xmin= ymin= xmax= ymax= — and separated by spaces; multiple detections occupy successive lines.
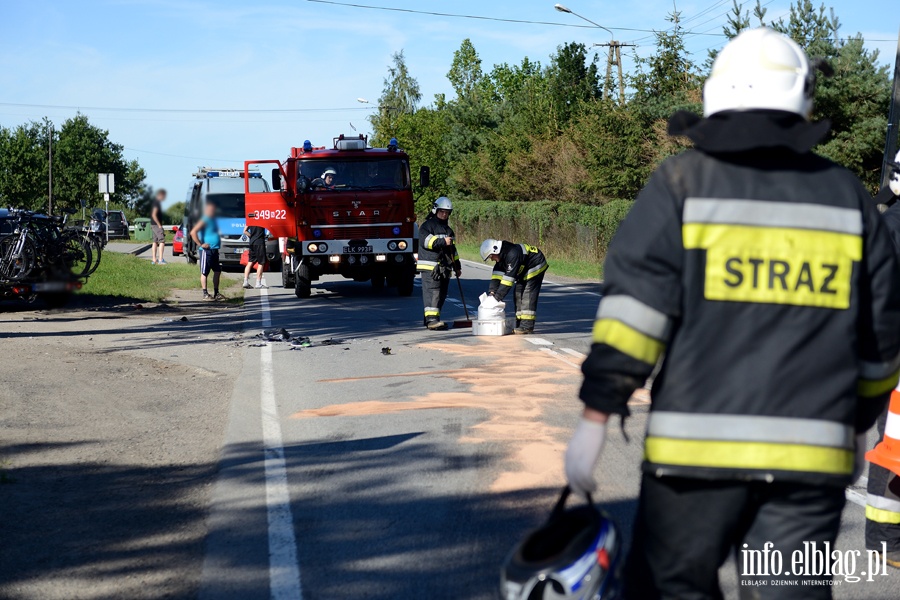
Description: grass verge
xmin=79 ymin=252 xmax=238 ymax=303
xmin=455 ymin=242 xmax=603 ymax=281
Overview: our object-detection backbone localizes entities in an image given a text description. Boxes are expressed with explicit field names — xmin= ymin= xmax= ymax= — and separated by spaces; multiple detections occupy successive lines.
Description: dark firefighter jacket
xmin=417 ymin=214 xmax=460 ymax=273
xmin=580 ymin=110 xmax=900 ymax=487
xmin=487 ymin=242 xmax=549 ymax=301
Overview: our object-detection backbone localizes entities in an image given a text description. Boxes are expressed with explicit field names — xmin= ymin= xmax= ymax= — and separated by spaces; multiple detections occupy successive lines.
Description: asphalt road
xmin=195 ymin=259 xmax=896 ymax=600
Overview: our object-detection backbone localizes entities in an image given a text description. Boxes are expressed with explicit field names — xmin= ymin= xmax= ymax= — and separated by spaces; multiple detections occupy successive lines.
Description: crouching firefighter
xmin=868 ymin=150 xmax=900 ymax=569
xmin=562 ymin=28 xmax=900 ymax=598
xmin=480 ymin=239 xmax=549 ymax=335
xmin=417 ymin=196 xmax=461 ymax=330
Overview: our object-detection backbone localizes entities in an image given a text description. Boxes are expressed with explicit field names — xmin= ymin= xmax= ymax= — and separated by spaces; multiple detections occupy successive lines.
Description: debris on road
xmin=290 ymin=337 xmax=312 ymax=349
xmin=258 ymin=328 xmax=291 ymax=341
xmin=163 ymin=316 xmax=189 ymax=322
xmin=381 ymin=347 xmax=392 ymax=355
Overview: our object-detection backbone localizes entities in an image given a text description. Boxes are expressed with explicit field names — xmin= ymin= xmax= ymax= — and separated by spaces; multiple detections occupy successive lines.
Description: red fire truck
xmin=243 ymin=135 xmax=427 ymax=298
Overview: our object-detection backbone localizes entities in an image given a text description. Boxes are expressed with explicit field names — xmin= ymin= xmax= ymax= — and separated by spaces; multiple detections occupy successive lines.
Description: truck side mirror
xmin=419 ymin=166 xmax=430 ymax=188
xmin=271 ymin=168 xmax=281 ymax=191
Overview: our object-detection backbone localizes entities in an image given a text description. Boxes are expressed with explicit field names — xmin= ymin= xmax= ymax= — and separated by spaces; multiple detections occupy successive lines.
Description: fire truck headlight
xmin=398 ymin=241 xmax=408 ymax=250
xmin=375 ymin=254 xmax=387 ymax=262
xmin=308 ymin=243 xmax=318 ymax=253
xmin=329 ymin=255 xmax=341 ymax=263
xmin=388 ymin=241 xmax=398 ymax=251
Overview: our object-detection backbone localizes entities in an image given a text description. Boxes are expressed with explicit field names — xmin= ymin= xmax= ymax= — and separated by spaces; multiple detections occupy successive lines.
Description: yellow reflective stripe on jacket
xmin=644 ymin=437 xmax=854 ymax=475
xmin=500 ymin=278 xmax=514 ymax=287
xmin=866 ymin=505 xmax=900 ymax=524
xmin=683 ymin=198 xmax=863 ymax=235
xmin=866 ymin=493 xmax=900 ymax=523
xmin=597 ymin=295 xmax=671 ymax=341
xmin=491 ymin=273 xmax=503 ymax=280
xmin=523 ymin=263 xmax=548 ymax=280
xmin=424 ymin=234 xmax=437 ymax=249
xmin=858 ymin=369 xmax=900 ymax=398
xmin=417 ymin=259 xmax=438 ymax=272
xmin=592 ymin=318 xmax=665 ymax=365
xmin=682 ymin=223 xmax=862 ymax=310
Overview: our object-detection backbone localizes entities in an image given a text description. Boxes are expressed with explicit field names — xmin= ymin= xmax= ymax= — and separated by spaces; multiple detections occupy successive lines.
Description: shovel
xmin=453 ymin=274 xmax=473 ymax=328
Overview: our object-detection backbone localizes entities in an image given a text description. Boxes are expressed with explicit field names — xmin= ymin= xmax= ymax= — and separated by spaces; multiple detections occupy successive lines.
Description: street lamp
xmin=554 ymin=3 xmax=613 ymax=41
xmin=553 ymin=3 xmax=629 ymax=104
xmin=357 ymin=98 xmax=370 ymax=104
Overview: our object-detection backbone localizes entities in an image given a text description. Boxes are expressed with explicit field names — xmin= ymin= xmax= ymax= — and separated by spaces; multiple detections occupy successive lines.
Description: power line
xmin=305 ymin=0 xmax=729 ymax=36
xmin=0 ymin=101 xmax=371 ymax=114
xmin=306 ymin=0 xmax=899 ymax=42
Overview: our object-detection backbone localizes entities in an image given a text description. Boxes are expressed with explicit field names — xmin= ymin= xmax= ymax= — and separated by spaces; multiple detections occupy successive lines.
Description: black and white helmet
xmin=432 ymin=196 xmax=453 ymax=216
xmin=501 ymin=487 xmax=622 ymax=600
xmin=480 ymin=239 xmax=502 ymax=261
xmin=890 ymin=150 xmax=900 ymax=198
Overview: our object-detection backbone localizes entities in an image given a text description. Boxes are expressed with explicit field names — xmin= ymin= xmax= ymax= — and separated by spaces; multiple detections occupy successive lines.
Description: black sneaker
xmin=202 ymin=292 xmax=213 ymax=301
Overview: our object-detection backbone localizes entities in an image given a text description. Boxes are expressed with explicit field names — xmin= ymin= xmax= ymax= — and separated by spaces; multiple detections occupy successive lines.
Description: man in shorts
xmin=150 ymin=189 xmax=167 ymax=265
xmin=189 ymin=201 xmax=224 ymax=301
xmin=242 ymin=224 xmax=268 ymax=289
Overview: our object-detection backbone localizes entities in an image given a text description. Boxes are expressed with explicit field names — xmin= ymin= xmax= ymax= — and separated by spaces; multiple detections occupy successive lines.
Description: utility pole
xmin=47 ymin=124 xmax=53 ymax=215
xmin=882 ymin=26 xmax=900 ymax=188
xmin=593 ymin=41 xmax=637 ymax=105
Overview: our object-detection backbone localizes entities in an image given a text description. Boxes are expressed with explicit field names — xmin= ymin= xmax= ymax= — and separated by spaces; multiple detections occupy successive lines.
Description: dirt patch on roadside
xmin=0 ymin=306 xmax=244 ymax=599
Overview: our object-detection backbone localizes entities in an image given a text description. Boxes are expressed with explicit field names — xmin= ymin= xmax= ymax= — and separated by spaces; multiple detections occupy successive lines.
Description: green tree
xmin=0 ymin=119 xmax=52 ymax=211
xmin=546 ymin=43 xmax=601 ymax=128
xmin=165 ymin=201 xmax=186 ymax=225
xmin=369 ymin=50 xmax=421 ymax=146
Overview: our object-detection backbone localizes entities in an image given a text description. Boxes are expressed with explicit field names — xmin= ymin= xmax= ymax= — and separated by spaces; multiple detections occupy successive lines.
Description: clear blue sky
xmin=1 ymin=0 xmax=897 ymax=208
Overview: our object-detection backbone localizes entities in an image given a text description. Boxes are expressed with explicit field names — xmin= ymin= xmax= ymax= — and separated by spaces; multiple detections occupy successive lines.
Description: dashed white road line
xmin=525 ymin=337 xmax=554 ymax=346
xmin=259 ymin=290 xmax=304 ymax=600
xmin=539 ymin=347 xmax=583 ymax=369
xmin=560 ymin=348 xmax=587 ymax=359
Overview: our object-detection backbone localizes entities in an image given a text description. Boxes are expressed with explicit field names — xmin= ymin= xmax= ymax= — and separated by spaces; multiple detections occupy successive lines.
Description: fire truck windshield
xmin=298 ymin=158 xmax=410 ymax=191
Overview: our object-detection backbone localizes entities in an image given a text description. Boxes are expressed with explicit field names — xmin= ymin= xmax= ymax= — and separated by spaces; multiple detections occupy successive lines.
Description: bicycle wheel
xmin=62 ymin=236 xmax=92 ymax=278
xmin=0 ymin=235 xmax=36 ymax=281
xmin=86 ymin=239 xmax=102 ymax=275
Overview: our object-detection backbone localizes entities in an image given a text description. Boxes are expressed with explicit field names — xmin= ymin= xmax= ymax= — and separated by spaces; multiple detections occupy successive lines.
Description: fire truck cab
xmin=244 ymin=135 xmax=426 ymax=298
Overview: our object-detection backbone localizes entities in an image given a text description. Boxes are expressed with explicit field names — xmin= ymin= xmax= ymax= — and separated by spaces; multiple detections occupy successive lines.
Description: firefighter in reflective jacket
xmin=480 ymin=239 xmax=549 ymax=335
xmin=868 ymin=150 xmax=900 ymax=569
xmin=417 ymin=197 xmax=461 ymax=330
xmin=563 ymin=29 xmax=900 ymax=598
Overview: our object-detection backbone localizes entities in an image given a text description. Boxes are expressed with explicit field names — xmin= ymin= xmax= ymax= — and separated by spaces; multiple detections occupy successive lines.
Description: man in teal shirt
xmin=189 ymin=201 xmax=223 ymax=301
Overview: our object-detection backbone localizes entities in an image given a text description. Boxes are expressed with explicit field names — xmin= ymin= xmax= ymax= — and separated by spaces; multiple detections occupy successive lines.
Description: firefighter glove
xmin=565 ymin=418 xmax=607 ymax=497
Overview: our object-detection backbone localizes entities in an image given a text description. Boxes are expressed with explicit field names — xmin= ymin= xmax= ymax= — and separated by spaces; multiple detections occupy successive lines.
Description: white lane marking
xmin=539 ymin=347 xmax=582 ymax=369
xmin=560 ymin=348 xmax=587 ymax=359
xmin=259 ymin=289 xmax=304 ymax=600
xmin=525 ymin=337 xmax=553 ymax=346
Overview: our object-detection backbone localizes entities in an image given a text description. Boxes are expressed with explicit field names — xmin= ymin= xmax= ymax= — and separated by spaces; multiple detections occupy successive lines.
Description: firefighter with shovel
xmin=417 ymin=196 xmax=461 ymax=330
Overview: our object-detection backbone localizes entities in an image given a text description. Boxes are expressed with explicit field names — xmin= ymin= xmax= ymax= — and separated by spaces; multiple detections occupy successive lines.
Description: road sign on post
xmin=98 ymin=173 xmax=115 ymax=242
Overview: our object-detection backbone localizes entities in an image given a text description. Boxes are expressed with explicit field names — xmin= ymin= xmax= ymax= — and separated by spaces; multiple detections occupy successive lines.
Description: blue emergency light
xmin=207 ymin=171 xmax=219 ymax=177
xmin=392 ymin=226 xmax=401 ymax=235
xmin=303 ymin=140 xmax=313 ymax=152
xmin=248 ymin=172 xmax=262 ymax=178
xmin=313 ymin=229 xmax=322 ymax=238
xmin=388 ymin=137 xmax=398 ymax=152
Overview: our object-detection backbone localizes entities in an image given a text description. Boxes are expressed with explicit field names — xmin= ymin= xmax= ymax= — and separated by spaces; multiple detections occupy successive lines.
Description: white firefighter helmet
xmin=480 ymin=239 xmax=502 ymax=261
xmin=890 ymin=150 xmax=900 ymax=197
xmin=703 ymin=27 xmax=814 ymax=119
xmin=322 ymin=168 xmax=337 ymax=178
xmin=432 ymin=196 xmax=453 ymax=216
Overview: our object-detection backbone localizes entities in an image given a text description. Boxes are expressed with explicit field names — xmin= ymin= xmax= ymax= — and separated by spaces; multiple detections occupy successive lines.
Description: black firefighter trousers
xmin=421 ymin=270 xmax=450 ymax=324
xmin=623 ymin=473 xmax=846 ymax=600
xmin=512 ymin=272 xmax=544 ymax=330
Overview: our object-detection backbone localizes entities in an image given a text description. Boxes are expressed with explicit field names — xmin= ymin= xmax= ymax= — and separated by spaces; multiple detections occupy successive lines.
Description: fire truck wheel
xmin=397 ymin=272 xmax=415 ymax=297
xmin=371 ymin=275 xmax=385 ymax=291
xmin=295 ymin=263 xmax=312 ymax=298
xmin=282 ymin=260 xmax=294 ymax=288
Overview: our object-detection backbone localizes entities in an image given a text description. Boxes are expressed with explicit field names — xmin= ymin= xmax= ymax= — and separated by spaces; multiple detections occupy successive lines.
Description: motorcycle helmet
xmin=501 ymin=487 xmax=622 ymax=600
